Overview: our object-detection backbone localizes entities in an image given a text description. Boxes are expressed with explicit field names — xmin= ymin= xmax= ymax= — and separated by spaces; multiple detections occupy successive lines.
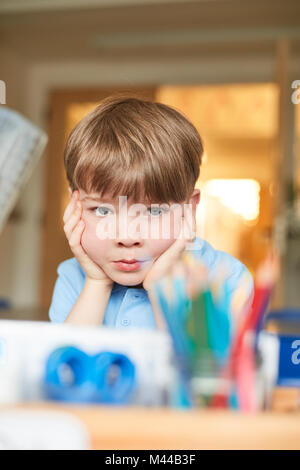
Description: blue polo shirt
xmin=48 ymin=237 xmax=254 ymax=328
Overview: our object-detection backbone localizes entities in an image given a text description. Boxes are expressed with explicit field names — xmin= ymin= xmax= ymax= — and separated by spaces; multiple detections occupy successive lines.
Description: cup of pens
xmin=152 ymin=250 xmax=279 ymax=412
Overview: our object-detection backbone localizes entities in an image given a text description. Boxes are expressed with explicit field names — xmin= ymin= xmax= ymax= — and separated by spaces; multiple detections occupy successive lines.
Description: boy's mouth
xmin=116 ymin=259 xmax=138 ymax=264
xmin=113 ymin=259 xmax=140 ymax=272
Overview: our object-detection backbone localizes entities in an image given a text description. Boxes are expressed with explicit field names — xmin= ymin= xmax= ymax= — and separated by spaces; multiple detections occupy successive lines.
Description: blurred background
xmin=0 ymin=0 xmax=300 ymax=321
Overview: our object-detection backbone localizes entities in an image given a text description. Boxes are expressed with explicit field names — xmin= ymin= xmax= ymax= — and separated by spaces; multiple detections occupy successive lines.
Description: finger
xmin=157 ymin=240 xmax=186 ymax=272
xmin=149 ymin=238 xmax=186 ymax=283
xmin=63 ymin=202 xmax=82 ymax=239
xmin=180 ymin=213 xmax=195 ymax=243
xmin=64 ymin=203 xmax=81 ymax=239
xmin=178 ymin=217 xmax=195 ymax=255
xmin=171 ymin=258 xmax=188 ymax=281
xmin=63 ymin=190 xmax=79 ymax=224
xmin=68 ymin=221 xmax=100 ymax=275
xmin=167 ymin=232 xmax=188 ymax=259
xmin=185 ymin=261 xmax=208 ymax=299
xmin=63 ymin=190 xmax=80 ymax=223
xmin=68 ymin=220 xmax=87 ymax=259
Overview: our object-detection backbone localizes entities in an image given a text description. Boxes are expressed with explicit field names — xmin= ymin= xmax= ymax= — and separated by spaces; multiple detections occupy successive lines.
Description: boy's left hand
xmin=142 ymin=215 xmax=195 ymax=292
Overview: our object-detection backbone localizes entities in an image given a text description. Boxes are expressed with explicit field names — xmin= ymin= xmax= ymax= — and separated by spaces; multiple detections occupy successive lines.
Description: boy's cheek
xmin=148 ymin=238 xmax=176 ymax=259
xmin=168 ymin=210 xmax=183 ymax=239
xmin=148 ymin=211 xmax=182 ymax=240
xmin=81 ymin=222 xmax=110 ymax=262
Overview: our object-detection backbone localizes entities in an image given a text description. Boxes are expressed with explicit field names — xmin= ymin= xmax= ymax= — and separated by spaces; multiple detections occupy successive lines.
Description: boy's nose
xmin=116 ymin=239 xmax=142 ymax=247
xmin=115 ymin=214 xmax=146 ymax=246
xmin=115 ymin=228 xmax=144 ymax=247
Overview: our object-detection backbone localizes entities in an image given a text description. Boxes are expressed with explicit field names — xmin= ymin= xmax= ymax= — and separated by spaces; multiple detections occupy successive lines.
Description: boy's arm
xmin=48 ymin=260 xmax=81 ymax=323
xmin=147 ymin=288 xmax=168 ymax=331
xmin=227 ymin=265 xmax=254 ymax=322
xmin=53 ymin=189 xmax=114 ymax=325
xmin=64 ymin=278 xmax=113 ymax=325
xmin=48 ymin=259 xmax=113 ymax=325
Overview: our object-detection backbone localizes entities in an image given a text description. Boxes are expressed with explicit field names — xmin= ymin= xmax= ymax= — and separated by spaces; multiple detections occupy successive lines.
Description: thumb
xmin=161 ymin=228 xmax=187 ymax=264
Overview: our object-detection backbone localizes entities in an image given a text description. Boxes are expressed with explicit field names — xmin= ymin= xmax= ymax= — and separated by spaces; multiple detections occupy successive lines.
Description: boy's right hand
xmin=63 ymin=190 xmax=113 ymax=288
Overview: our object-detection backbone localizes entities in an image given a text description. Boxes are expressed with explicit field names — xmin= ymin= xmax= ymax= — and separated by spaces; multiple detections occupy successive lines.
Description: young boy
xmin=49 ymin=95 xmax=253 ymax=329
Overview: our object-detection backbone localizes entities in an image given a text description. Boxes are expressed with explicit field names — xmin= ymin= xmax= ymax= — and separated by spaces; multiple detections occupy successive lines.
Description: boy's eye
xmin=88 ymin=205 xmax=169 ymax=217
xmin=92 ymin=206 xmax=113 ymax=217
xmin=146 ymin=206 xmax=168 ymax=217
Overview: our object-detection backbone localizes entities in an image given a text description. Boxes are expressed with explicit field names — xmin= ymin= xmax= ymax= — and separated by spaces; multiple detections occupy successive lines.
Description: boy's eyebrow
xmin=82 ymin=195 xmax=154 ymax=205
xmin=82 ymin=196 xmax=111 ymax=202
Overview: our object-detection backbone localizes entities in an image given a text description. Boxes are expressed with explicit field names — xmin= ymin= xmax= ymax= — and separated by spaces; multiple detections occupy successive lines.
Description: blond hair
xmin=64 ymin=95 xmax=203 ymax=203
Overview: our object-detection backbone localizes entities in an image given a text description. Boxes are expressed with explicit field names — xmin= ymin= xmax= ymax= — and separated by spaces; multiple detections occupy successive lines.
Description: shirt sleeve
xmin=208 ymin=248 xmax=254 ymax=318
xmin=223 ymin=257 xmax=254 ymax=320
xmin=192 ymin=238 xmax=254 ymax=317
xmin=48 ymin=258 xmax=84 ymax=323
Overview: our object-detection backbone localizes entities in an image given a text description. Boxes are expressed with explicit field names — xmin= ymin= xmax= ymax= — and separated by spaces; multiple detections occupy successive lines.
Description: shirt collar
xmin=111 ymin=281 xmax=145 ymax=293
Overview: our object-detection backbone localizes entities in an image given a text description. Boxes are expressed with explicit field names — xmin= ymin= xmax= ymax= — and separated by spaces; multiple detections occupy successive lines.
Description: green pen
xmin=186 ymin=287 xmax=220 ymax=406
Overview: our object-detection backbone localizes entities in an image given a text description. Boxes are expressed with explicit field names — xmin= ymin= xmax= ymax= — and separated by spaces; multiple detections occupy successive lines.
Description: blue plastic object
xmin=263 ymin=309 xmax=300 ymax=327
xmin=263 ymin=310 xmax=300 ymax=387
xmin=277 ymin=335 xmax=300 ymax=387
xmin=44 ymin=346 xmax=136 ymax=404
xmin=92 ymin=351 xmax=136 ymax=404
xmin=44 ymin=346 xmax=95 ymax=402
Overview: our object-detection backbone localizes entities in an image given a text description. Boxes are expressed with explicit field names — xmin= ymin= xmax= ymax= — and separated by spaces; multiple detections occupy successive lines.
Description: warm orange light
xmin=203 ymin=179 xmax=260 ymax=221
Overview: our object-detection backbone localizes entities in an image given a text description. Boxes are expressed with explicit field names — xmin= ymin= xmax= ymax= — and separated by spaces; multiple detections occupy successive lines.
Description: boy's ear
xmin=185 ymin=189 xmax=200 ymax=240
xmin=189 ymin=188 xmax=201 ymax=213
xmin=68 ymin=186 xmax=72 ymax=199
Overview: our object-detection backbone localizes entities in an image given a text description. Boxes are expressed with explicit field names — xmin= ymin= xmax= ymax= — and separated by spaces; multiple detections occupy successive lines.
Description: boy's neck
xmin=130 ymin=282 xmax=144 ymax=289
xmin=114 ymin=281 xmax=144 ymax=289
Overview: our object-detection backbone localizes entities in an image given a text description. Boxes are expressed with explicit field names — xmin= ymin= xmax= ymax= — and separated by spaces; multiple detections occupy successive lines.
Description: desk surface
xmin=3 ymin=402 xmax=300 ymax=450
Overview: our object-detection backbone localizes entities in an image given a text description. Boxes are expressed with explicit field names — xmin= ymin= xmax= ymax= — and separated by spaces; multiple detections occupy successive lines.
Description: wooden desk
xmin=3 ymin=402 xmax=300 ymax=450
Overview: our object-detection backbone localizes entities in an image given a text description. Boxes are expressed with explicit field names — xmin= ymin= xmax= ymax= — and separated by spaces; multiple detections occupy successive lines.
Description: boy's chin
xmin=110 ymin=272 xmax=146 ymax=287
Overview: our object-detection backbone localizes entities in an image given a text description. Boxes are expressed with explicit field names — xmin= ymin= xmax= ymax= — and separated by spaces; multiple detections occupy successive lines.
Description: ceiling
xmin=0 ymin=0 xmax=299 ymax=62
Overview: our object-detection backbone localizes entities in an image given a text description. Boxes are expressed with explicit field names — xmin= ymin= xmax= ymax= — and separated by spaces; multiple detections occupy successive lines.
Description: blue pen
xmin=207 ymin=280 xmax=231 ymax=366
xmin=154 ymin=278 xmax=194 ymax=408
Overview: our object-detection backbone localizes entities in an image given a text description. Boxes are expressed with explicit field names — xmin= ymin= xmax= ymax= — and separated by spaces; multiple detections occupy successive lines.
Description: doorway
xmin=41 ymin=83 xmax=277 ymax=315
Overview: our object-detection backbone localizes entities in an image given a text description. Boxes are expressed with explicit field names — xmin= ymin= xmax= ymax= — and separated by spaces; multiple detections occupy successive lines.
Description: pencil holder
xmin=152 ymin=252 xmax=272 ymax=412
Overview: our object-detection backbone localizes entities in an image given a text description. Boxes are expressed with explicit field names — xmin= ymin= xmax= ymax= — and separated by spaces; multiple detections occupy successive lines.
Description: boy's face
xmin=72 ymin=188 xmax=200 ymax=287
